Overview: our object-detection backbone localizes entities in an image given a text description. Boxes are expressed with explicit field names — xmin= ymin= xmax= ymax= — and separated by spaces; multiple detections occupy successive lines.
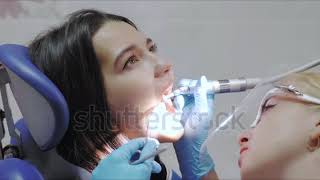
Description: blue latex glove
xmin=173 ymin=76 xmax=215 ymax=180
xmin=92 ymin=137 xmax=162 ymax=180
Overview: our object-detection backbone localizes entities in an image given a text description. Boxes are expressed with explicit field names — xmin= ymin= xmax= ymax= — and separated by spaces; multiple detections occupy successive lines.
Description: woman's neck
xmin=279 ymin=152 xmax=320 ymax=179
xmin=244 ymin=151 xmax=320 ymax=179
xmin=262 ymin=152 xmax=320 ymax=179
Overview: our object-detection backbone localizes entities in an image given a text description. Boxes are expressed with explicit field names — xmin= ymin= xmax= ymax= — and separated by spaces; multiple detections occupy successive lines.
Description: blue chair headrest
xmin=0 ymin=158 xmax=44 ymax=180
xmin=0 ymin=44 xmax=69 ymax=151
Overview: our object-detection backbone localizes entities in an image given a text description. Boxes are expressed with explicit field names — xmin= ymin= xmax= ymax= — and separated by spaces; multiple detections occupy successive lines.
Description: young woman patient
xmin=238 ymin=72 xmax=320 ymax=179
xmin=28 ymin=9 xmax=217 ymax=180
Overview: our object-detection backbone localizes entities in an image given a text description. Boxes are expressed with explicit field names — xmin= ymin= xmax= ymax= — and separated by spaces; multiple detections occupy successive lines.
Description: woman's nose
xmin=154 ymin=62 xmax=172 ymax=78
xmin=238 ymin=130 xmax=252 ymax=146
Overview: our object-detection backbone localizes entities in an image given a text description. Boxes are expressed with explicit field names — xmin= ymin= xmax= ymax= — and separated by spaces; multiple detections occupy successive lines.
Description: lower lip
xmin=240 ymin=148 xmax=248 ymax=155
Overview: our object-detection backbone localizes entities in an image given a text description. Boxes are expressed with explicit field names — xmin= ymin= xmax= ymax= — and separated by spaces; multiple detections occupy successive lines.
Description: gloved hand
xmin=92 ymin=137 xmax=162 ymax=180
xmin=173 ymin=76 xmax=215 ymax=180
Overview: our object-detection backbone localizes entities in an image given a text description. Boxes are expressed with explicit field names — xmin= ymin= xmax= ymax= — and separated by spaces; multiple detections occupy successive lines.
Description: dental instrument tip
xmin=129 ymin=147 xmax=167 ymax=165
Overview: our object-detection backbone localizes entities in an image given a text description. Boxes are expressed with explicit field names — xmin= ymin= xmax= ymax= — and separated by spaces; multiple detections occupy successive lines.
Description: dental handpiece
xmin=163 ymin=78 xmax=261 ymax=101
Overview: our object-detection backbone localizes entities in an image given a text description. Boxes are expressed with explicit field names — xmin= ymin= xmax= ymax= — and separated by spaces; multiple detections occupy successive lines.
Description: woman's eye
xmin=123 ymin=56 xmax=139 ymax=70
xmin=149 ymin=44 xmax=157 ymax=52
xmin=262 ymin=98 xmax=277 ymax=113
xmin=262 ymin=104 xmax=276 ymax=113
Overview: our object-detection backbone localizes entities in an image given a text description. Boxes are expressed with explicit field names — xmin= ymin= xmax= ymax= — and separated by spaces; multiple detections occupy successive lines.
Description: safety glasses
xmin=251 ymin=84 xmax=320 ymax=128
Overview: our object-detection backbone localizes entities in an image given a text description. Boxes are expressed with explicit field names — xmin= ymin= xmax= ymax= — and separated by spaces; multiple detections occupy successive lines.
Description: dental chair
xmin=0 ymin=44 xmax=91 ymax=179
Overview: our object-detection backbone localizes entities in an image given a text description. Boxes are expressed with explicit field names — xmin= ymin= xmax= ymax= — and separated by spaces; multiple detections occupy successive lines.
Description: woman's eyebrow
xmin=114 ymin=38 xmax=154 ymax=69
xmin=114 ymin=44 xmax=136 ymax=69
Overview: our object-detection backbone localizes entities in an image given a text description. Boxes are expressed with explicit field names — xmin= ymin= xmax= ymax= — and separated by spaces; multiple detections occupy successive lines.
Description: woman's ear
xmin=307 ymin=121 xmax=320 ymax=152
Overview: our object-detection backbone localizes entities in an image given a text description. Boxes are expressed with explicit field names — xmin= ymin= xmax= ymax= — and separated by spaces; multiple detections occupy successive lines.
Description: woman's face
xmin=92 ymin=21 xmax=183 ymax=142
xmin=238 ymin=87 xmax=320 ymax=179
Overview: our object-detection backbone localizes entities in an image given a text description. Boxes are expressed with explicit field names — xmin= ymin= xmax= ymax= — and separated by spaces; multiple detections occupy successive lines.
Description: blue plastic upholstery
xmin=0 ymin=158 xmax=44 ymax=180
xmin=15 ymin=119 xmax=91 ymax=179
xmin=0 ymin=44 xmax=69 ymax=150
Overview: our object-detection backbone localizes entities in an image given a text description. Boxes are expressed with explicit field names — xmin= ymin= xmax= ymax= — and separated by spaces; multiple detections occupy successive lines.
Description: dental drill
xmin=131 ymin=77 xmax=273 ymax=164
xmin=163 ymin=78 xmax=261 ymax=101
xmin=134 ymin=77 xmax=261 ymax=164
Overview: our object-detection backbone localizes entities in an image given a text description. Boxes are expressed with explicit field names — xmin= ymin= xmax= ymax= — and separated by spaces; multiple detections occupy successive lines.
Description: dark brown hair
xmin=28 ymin=9 xmax=137 ymax=172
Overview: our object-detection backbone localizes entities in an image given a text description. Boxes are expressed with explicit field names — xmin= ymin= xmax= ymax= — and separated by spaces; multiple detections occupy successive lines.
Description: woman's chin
xmin=146 ymin=100 xmax=185 ymax=142
xmin=148 ymin=126 xmax=184 ymax=143
xmin=158 ymin=129 xmax=184 ymax=143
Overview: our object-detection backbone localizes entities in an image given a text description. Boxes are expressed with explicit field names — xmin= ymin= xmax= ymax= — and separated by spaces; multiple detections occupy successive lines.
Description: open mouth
xmin=143 ymin=84 xmax=175 ymax=117
xmin=162 ymin=84 xmax=176 ymax=113
xmin=162 ymin=83 xmax=173 ymax=97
